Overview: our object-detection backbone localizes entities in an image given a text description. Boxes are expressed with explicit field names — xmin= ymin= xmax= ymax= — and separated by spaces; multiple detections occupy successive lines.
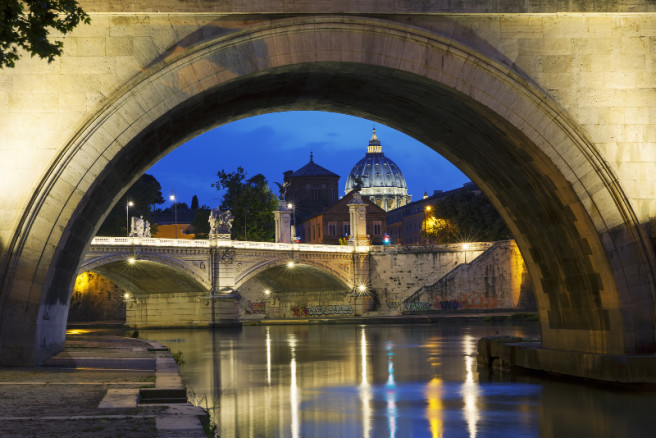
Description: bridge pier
xmin=478 ymin=336 xmax=656 ymax=385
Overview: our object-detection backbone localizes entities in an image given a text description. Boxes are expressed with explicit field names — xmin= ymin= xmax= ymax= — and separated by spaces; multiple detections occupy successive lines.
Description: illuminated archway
xmin=2 ymin=17 xmax=655 ymax=364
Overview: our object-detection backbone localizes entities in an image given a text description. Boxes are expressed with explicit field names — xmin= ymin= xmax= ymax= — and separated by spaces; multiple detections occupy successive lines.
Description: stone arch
xmin=235 ymin=256 xmax=352 ymax=291
xmin=79 ymin=253 xmax=212 ymax=292
xmin=2 ymin=16 xmax=655 ymax=364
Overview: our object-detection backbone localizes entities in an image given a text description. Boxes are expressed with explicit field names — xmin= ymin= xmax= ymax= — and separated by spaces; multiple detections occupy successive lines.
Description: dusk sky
xmin=147 ymin=111 xmax=470 ymax=209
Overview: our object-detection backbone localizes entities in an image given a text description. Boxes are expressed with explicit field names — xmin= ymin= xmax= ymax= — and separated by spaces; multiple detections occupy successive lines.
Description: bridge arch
xmin=79 ymin=252 xmax=211 ymax=293
xmin=235 ymin=256 xmax=353 ymax=291
xmin=2 ymin=16 xmax=656 ymax=364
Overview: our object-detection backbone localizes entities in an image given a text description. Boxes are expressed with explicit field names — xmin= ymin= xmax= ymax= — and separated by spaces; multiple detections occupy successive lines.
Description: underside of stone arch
xmin=237 ymin=263 xmax=351 ymax=293
xmin=1 ymin=16 xmax=655 ymax=365
xmin=80 ymin=257 xmax=210 ymax=296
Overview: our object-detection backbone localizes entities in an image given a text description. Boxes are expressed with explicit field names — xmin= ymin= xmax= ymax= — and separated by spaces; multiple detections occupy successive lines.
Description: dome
xmin=345 ymin=129 xmax=411 ymax=211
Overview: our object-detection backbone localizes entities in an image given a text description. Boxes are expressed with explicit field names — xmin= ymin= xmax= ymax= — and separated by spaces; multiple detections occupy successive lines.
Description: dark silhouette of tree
xmin=213 ymin=167 xmax=278 ymax=241
xmin=97 ymin=174 xmax=165 ymax=236
xmin=191 ymin=195 xmax=199 ymax=210
xmin=191 ymin=205 xmax=210 ymax=239
xmin=1 ymin=0 xmax=90 ymax=68
xmin=429 ymin=189 xmax=512 ymax=243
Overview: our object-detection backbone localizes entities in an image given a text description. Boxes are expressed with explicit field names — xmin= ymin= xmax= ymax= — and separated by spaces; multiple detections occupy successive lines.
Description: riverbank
xmin=240 ymin=310 xmax=538 ymax=326
xmin=0 ymin=333 xmax=208 ymax=437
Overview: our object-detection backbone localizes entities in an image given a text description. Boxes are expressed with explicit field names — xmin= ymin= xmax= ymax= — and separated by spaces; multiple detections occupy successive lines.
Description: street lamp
xmin=126 ymin=201 xmax=134 ymax=236
xmin=424 ymin=205 xmax=432 ymax=244
xmin=463 ymin=243 xmax=470 ymax=263
xmin=169 ymin=193 xmax=177 ymax=238
xmin=287 ymin=202 xmax=296 ymax=242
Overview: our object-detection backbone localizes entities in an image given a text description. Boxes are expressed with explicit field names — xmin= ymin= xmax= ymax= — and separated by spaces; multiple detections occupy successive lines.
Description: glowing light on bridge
xmin=127 ymin=256 xmax=136 ymax=264
xmin=264 ymin=289 xmax=271 ymax=295
xmin=287 ymin=261 xmax=295 ymax=268
xmin=123 ymin=292 xmax=130 ymax=300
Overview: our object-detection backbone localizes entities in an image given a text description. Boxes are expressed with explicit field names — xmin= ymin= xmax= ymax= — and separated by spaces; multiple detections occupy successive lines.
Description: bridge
xmin=1 ymin=1 xmax=656 ymax=381
xmin=81 ymin=237 xmax=508 ymax=327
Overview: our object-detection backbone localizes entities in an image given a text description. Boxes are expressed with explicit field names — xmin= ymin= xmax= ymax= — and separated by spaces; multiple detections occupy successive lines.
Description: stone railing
xmin=90 ymin=237 xmax=368 ymax=253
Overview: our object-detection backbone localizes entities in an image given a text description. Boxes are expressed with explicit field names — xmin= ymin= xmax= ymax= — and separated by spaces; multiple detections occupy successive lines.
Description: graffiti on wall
xmin=249 ymin=302 xmax=266 ymax=314
xmin=308 ymin=305 xmax=353 ymax=316
xmin=290 ymin=305 xmax=309 ymax=317
xmin=290 ymin=304 xmax=354 ymax=317
xmin=386 ymin=298 xmax=402 ymax=309
xmin=405 ymin=302 xmax=433 ymax=312
xmin=438 ymin=300 xmax=462 ymax=310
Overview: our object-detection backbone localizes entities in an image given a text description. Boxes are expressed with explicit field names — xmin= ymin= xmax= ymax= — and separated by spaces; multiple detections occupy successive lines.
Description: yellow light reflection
xmin=288 ymin=334 xmax=299 ymax=438
xmin=462 ymin=334 xmax=480 ymax=438
xmin=66 ymin=329 xmax=92 ymax=335
xmin=360 ymin=327 xmax=372 ymax=438
xmin=425 ymin=377 xmax=444 ymax=438
xmin=266 ymin=327 xmax=272 ymax=386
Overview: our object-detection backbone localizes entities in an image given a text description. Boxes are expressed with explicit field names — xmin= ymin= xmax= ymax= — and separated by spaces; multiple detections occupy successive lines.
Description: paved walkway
xmin=0 ymin=333 xmax=208 ymax=437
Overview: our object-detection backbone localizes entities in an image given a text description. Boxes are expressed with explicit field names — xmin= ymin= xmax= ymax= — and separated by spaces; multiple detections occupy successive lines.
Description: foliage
xmin=212 ymin=166 xmax=278 ymax=241
xmin=191 ymin=195 xmax=199 ymax=210
xmin=97 ymin=174 xmax=165 ymax=236
xmin=422 ymin=216 xmax=459 ymax=244
xmin=172 ymin=350 xmax=185 ymax=367
xmin=0 ymin=0 xmax=90 ymax=68
xmin=192 ymin=206 xmax=211 ymax=239
xmin=427 ymin=189 xmax=512 ymax=243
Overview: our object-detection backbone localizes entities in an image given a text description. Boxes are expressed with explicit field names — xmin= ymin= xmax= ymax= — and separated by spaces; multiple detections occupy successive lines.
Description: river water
xmin=140 ymin=323 xmax=656 ymax=437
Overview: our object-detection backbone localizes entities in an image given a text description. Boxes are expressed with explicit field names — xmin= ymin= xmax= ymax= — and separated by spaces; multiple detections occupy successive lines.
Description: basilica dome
xmin=345 ymin=129 xmax=411 ymax=211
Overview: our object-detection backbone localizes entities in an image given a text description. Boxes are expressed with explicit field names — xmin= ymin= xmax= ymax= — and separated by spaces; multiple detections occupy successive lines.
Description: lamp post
xmin=424 ymin=205 xmax=432 ymax=245
xmin=126 ymin=201 xmax=134 ymax=236
xmin=169 ymin=193 xmax=177 ymax=238
xmin=463 ymin=243 xmax=470 ymax=263
xmin=287 ymin=202 xmax=296 ymax=243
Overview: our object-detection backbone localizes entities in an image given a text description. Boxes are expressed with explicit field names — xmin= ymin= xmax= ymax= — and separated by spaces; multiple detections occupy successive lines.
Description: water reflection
xmin=288 ymin=334 xmax=299 ymax=438
xmin=461 ymin=334 xmax=479 ymax=438
xmin=140 ymin=323 xmax=656 ymax=437
xmin=359 ymin=328 xmax=372 ymax=438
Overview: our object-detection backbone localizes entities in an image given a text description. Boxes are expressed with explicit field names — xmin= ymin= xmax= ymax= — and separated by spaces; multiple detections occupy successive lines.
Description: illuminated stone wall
xmin=2 ymin=1 xmax=656 ymax=364
xmin=68 ymin=272 xmax=126 ymax=322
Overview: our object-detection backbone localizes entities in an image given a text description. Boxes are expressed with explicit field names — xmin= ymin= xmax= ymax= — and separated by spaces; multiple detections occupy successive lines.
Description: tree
xmin=97 ymin=174 xmax=165 ymax=236
xmin=191 ymin=195 xmax=199 ymax=210
xmin=423 ymin=216 xmax=459 ymax=244
xmin=191 ymin=206 xmax=211 ymax=239
xmin=212 ymin=167 xmax=279 ymax=241
xmin=1 ymin=0 xmax=90 ymax=68
xmin=432 ymin=189 xmax=512 ymax=243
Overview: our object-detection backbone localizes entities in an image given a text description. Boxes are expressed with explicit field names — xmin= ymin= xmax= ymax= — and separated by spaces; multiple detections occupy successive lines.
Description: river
xmin=140 ymin=323 xmax=656 ymax=437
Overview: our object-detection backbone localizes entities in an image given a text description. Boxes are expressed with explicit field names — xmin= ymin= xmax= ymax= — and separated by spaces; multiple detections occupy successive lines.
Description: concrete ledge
xmin=44 ymin=357 xmax=155 ymax=370
xmin=477 ymin=336 xmax=656 ymax=385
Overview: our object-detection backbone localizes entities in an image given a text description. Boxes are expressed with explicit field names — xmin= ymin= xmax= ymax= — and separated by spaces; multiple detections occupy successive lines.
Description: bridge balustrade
xmin=91 ymin=237 xmax=368 ymax=253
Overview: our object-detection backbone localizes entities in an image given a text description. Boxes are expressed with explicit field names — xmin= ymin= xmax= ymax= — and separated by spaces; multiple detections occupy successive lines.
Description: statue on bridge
xmin=209 ymin=209 xmax=234 ymax=239
xmin=129 ymin=216 xmax=151 ymax=238
xmin=274 ymin=181 xmax=290 ymax=200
